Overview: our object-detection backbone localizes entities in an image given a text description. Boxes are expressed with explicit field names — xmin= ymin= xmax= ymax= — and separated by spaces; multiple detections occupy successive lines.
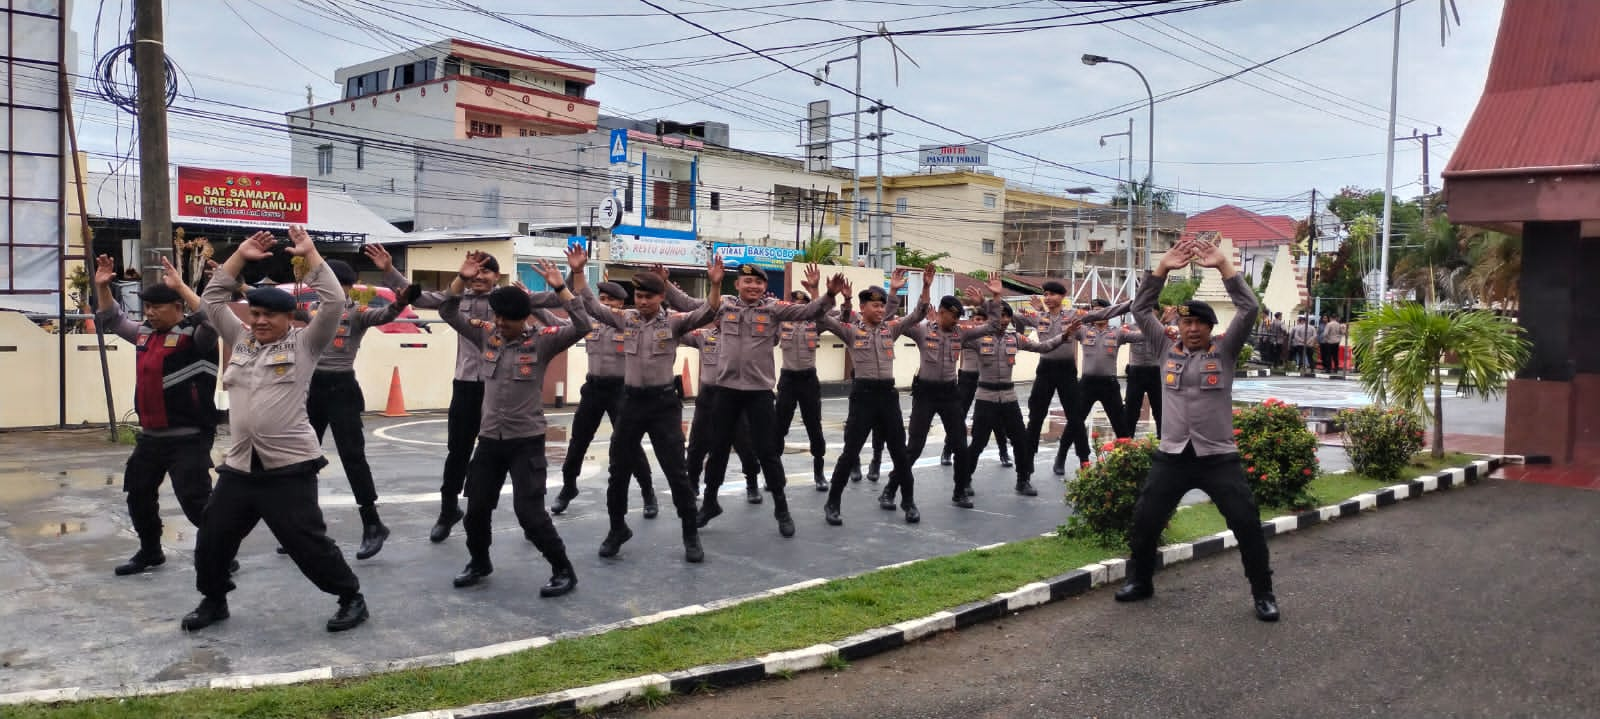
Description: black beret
xmin=737 ymin=264 xmax=768 ymax=281
xmin=790 ymin=289 xmax=811 ymax=302
xmin=971 ymin=306 xmax=989 ymax=319
xmin=1042 ymin=280 xmax=1067 ymax=295
xmin=138 ymin=285 xmax=182 ymax=305
xmin=246 ymin=287 xmax=296 ymax=313
xmin=631 ymin=272 xmax=666 ymax=295
xmin=938 ymin=295 xmax=963 ymax=315
xmin=997 ymin=302 xmax=1015 ymax=318
xmin=1177 ymin=300 xmax=1218 ymax=326
xmin=858 ymin=286 xmax=888 ymax=304
xmin=596 ymin=281 xmax=628 ymax=301
xmin=1092 ymin=298 xmax=1111 ymax=308
xmin=487 ymin=286 xmax=532 ymax=320
xmin=326 ymin=259 xmax=358 ymax=287
xmin=477 ymin=254 xmax=501 ymax=273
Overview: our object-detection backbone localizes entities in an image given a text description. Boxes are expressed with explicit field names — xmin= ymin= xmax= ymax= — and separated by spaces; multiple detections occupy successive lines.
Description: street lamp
xmin=815 ymin=41 xmax=864 ymax=265
xmin=1100 ymin=119 xmax=1134 ymax=302
xmin=1083 ymin=53 xmax=1155 ymax=271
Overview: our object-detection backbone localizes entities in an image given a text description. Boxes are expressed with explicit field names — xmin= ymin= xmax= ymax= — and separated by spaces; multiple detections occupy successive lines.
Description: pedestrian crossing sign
xmin=608 ymin=129 xmax=628 ymax=164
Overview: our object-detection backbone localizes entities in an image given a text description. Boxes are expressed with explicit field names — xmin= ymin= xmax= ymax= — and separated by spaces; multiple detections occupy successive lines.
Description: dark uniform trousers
xmin=888 ymin=377 xmax=970 ymax=500
xmin=464 ymin=435 xmax=567 ymax=569
xmin=966 ymin=393 xmax=1032 ymax=485
xmin=562 ymin=376 xmax=653 ymax=491
xmin=124 ymin=432 xmax=214 ymax=544
xmin=689 ymin=384 xmax=760 ymax=490
xmin=1074 ymin=375 xmax=1130 ymax=442
xmin=1320 ymin=343 xmax=1339 ymax=372
xmin=441 ymin=379 xmax=485 ymax=502
xmin=775 ymin=368 xmax=826 ymax=460
xmin=828 ymin=380 xmax=915 ymax=507
xmin=706 ymin=388 xmax=791 ymax=514
xmin=1026 ymin=358 xmax=1088 ymax=462
xmin=195 ymin=456 xmax=359 ymax=601
xmin=1123 ymin=365 xmax=1163 ymax=439
xmin=952 ymin=370 xmax=1008 ymax=458
xmin=1127 ymin=447 xmax=1273 ymax=595
xmin=607 ymin=386 xmax=699 ymax=530
xmin=307 ymin=370 xmax=378 ymax=507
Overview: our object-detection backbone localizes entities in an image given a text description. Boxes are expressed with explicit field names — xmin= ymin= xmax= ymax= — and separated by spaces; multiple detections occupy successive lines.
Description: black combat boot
xmin=430 ymin=498 xmax=464 ymax=543
xmin=181 ymin=596 xmax=229 ymax=631
xmin=452 ymin=560 xmax=493 ymax=588
xmin=695 ymin=496 xmax=723 ymax=528
xmin=813 ymin=456 xmax=829 ymax=491
xmin=327 ymin=593 xmax=368 ymax=632
xmin=114 ymin=537 xmax=166 ymax=576
xmin=1114 ymin=578 xmax=1154 ymax=602
xmin=355 ymin=505 xmax=389 ymax=560
xmin=640 ymin=479 xmax=659 ymax=519
xmin=549 ymin=484 xmax=579 ymax=515
xmin=540 ymin=560 xmax=577 ymax=598
xmin=597 ymin=521 xmax=633 ymax=558
xmin=683 ymin=525 xmax=705 ymax=563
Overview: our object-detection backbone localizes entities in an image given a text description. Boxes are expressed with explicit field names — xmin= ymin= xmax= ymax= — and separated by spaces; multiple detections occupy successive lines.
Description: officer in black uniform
xmin=949 ymin=302 xmax=1012 ymax=468
xmin=1115 ymin=239 xmax=1279 ymax=622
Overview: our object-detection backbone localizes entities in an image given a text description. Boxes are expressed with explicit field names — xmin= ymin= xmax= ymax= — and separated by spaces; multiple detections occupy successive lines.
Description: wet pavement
xmin=0 ymin=378 xmax=1502 ymax=695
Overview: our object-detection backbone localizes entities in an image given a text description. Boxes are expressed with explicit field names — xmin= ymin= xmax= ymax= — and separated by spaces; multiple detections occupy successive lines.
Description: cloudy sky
xmin=70 ymin=0 xmax=1504 ymax=218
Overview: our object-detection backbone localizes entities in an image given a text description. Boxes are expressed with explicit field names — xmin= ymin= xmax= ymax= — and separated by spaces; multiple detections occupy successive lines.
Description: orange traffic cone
xmin=680 ymin=358 xmax=694 ymax=399
xmin=382 ymin=367 xmax=410 ymax=417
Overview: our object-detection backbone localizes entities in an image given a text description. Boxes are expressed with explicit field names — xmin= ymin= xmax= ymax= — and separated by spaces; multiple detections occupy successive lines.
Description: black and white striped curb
xmin=1 ymin=456 xmax=1510 ymax=712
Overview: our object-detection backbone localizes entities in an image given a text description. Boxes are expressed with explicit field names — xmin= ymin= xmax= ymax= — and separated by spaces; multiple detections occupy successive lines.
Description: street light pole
xmin=1099 ymin=121 xmax=1134 ymax=301
xmin=1083 ymin=53 xmax=1154 ymax=272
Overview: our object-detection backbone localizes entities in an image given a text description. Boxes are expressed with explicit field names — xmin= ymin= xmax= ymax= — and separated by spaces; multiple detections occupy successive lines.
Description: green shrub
xmin=1233 ymin=398 xmax=1320 ymax=509
xmin=1061 ymin=436 xmax=1157 ymax=547
xmin=1237 ymin=343 xmax=1255 ymax=370
xmin=1339 ymin=406 xmax=1426 ymax=481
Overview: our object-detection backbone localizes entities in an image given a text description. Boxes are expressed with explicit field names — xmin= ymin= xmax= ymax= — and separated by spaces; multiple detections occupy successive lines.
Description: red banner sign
xmin=176 ymin=167 xmax=309 ymax=226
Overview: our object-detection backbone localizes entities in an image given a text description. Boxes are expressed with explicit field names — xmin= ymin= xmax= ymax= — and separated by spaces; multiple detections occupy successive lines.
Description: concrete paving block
xmin=1159 ymin=543 xmax=1194 ymax=566
xmin=1190 ymin=535 xmax=1226 ymax=559
xmin=1318 ymin=505 xmax=1340 ymax=521
xmin=760 ymin=644 xmax=837 ymax=674
xmin=1354 ymin=493 xmax=1378 ymax=510
xmin=1295 ymin=509 xmax=1323 ymax=529
xmin=209 ymin=667 xmax=332 ymax=690
xmin=455 ymin=694 xmax=576 ymax=719
xmin=1216 ymin=530 xmax=1238 ymax=549
xmin=950 ymin=598 xmax=1007 ymax=628
xmin=570 ymin=674 xmax=670 ymax=710
xmin=0 ymin=688 xmax=81 ymax=706
xmin=452 ymin=636 xmax=552 ymax=664
xmin=893 ymin=611 xmax=956 ymax=642
xmin=1102 ymin=557 xmax=1128 ymax=581
xmin=1270 ymin=515 xmax=1299 ymax=535
xmin=765 ymin=578 xmax=827 ymax=597
xmin=1077 ymin=562 xmax=1108 ymax=586
xmin=1419 ymin=475 xmax=1439 ymax=492
xmin=1046 ymin=569 xmax=1094 ymax=600
xmin=1387 ymin=484 xmax=1413 ymax=500
xmin=1002 ymin=581 xmax=1052 ymax=611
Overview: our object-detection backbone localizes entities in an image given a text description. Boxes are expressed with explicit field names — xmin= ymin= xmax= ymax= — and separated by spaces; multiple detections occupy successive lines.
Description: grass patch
xmin=11 ymin=453 xmax=1488 ymax=719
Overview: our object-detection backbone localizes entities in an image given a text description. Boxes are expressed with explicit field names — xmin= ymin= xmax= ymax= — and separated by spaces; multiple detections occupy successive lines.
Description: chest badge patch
xmin=163 ymin=334 xmax=179 ymax=347
xmin=274 ymin=366 xmax=288 ymax=376
xmin=1207 ymin=374 xmax=1220 ymax=386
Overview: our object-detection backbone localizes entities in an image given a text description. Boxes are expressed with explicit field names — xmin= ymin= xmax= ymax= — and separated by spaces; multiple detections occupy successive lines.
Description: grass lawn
xmin=11 ymin=452 xmax=1485 ymax=719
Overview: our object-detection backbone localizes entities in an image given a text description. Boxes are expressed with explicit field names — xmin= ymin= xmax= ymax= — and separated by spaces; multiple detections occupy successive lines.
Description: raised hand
xmin=1192 ymin=240 xmax=1229 ymax=269
xmin=986 ymin=276 xmax=1004 ymax=297
xmin=649 ymin=263 xmax=668 ymax=279
xmin=284 ymin=225 xmax=316 ymax=257
xmin=236 ymin=231 xmax=276 ymax=262
xmin=1029 ymin=295 xmax=1044 ymax=311
xmin=93 ymin=254 xmax=117 ymax=287
xmin=1161 ymin=305 xmax=1178 ymax=323
xmin=805 ymin=263 xmax=821 ymax=290
xmin=159 ymin=256 xmax=185 ymax=290
xmin=961 ymin=285 xmax=981 ymax=305
xmin=921 ymin=263 xmax=936 ymax=284
xmin=362 ymin=244 xmax=394 ymax=273
xmin=459 ymin=251 xmax=484 ymax=279
xmin=535 ymin=258 xmax=564 ymax=288
xmin=566 ymin=244 xmax=589 ymax=273
xmin=825 ymin=272 xmax=847 ymax=296
xmin=1157 ymin=242 xmax=1194 ymax=272
xmin=889 ymin=268 xmax=908 ymax=293
xmin=708 ymin=255 xmax=725 ymax=286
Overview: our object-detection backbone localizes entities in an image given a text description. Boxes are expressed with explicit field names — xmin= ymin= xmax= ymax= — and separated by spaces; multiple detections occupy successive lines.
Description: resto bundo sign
xmin=177 ymin=167 xmax=309 ymax=226
xmin=918 ymin=143 xmax=989 ymax=167
xmin=713 ymin=243 xmax=802 ymax=271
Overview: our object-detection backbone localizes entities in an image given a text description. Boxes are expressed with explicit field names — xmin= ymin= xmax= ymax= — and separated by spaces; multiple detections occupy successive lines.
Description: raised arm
xmin=91 ymin=255 xmax=143 ymax=343
xmin=202 ymin=231 xmax=281 ymax=344
xmin=438 ymin=254 xmax=488 ymax=345
xmin=1191 ymin=240 xmax=1257 ymax=356
xmin=290 ymin=226 xmax=346 ymax=360
xmin=668 ymin=256 xmax=725 ymax=337
xmin=1082 ymin=300 xmax=1132 ymax=324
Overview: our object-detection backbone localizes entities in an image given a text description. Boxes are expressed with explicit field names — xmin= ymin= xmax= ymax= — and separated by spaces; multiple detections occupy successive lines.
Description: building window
xmin=443 ymin=55 xmax=462 ymax=77
xmin=354 ymin=141 xmax=364 ymax=170
xmin=857 ymin=198 xmax=867 ymax=219
xmin=709 ymin=192 xmax=721 ymax=211
xmin=982 ymin=193 xmax=997 ymax=209
xmin=982 ymin=239 xmax=996 ymax=255
xmin=469 ymin=120 xmax=503 ymax=138
xmin=857 ymin=242 xmax=869 ymax=257
xmin=472 ymin=64 xmax=511 ymax=84
xmin=316 ymin=144 xmax=333 ymax=175
xmin=895 ymin=197 xmax=907 ymax=213
xmin=392 ymin=59 xmax=436 ymax=89
xmin=565 ymin=80 xmax=587 ymax=98
xmin=343 ymin=69 xmax=389 ymax=99
xmin=1089 ymin=239 xmax=1106 ymax=254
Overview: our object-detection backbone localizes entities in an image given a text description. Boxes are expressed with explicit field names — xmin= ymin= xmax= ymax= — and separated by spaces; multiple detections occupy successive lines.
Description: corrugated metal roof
xmin=1180 ymin=205 xmax=1295 ymax=248
xmin=1444 ymin=0 xmax=1600 ymax=175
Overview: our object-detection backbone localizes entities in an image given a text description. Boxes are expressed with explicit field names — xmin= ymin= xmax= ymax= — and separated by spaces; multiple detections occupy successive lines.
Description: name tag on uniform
xmin=853 ymin=340 xmax=866 ymax=349
xmin=723 ymin=312 xmax=739 ymax=322
xmin=163 ymin=334 xmax=179 ymax=347
xmin=1204 ymin=361 xmax=1219 ymax=371
xmin=273 ymin=353 xmax=288 ymax=363
xmin=516 ymin=354 xmax=535 ymax=364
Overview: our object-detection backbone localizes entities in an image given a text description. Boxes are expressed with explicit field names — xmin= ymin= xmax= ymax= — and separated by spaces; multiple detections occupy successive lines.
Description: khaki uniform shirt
xmin=681 ymin=328 xmax=729 ymax=388
xmin=440 ymin=294 xmax=590 ymax=440
xmin=203 ymin=262 xmax=342 ymax=471
xmin=386 ymin=267 xmax=562 ymax=381
xmin=901 ymin=318 xmax=966 ymax=384
xmin=1133 ymin=272 xmax=1259 ymax=457
xmin=589 ymin=294 xmax=718 ymax=388
xmin=960 ymin=317 xmax=1066 ymax=403
xmin=313 ymin=299 xmax=403 ymax=373
xmin=577 ymin=291 xmax=628 ymax=378
xmin=817 ymin=301 xmax=927 ymax=382
xmin=1323 ymin=320 xmax=1346 ymax=344
xmin=1015 ymin=301 xmax=1125 ymax=361
xmin=1076 ymin=324 xmax=1144 ymax=378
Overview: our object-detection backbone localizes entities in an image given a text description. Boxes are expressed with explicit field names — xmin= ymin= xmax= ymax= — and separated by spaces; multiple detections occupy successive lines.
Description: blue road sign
xmin=608 ymin=129 xmax=628 ymax=164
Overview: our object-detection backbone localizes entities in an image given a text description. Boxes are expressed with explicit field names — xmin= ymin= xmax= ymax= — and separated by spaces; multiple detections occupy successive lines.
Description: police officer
xmin=820 ymin=270 xmax=926 ymax=525
xmin=881 ymin=284 xmax=977 ymax=511
xmin=185 ymin=226 xmax=367 ymax=633
xmin=961 ymin=278 xmax=1073 ymax=500
xmin=440 ymin=250 xmax=588 ymax=594
xmin=1015 ymin=281 xmax=1090 ymax=474
xmin=303 ymin=259 xmax=420 ymax=561
xmin=1321 ymin=314 xmax=1346 ymax=373
xmin=94 ymin=255 xmax=219 ymax=576
xmin=552 ymin=279 xmax=657 ymax=517
xmin=948 ymin=302 xmax=1012 ymax=468
xmin=682 ymin=325 xmax=763 ymax=500
xmin=1115 ymin=239 xmax=1279 ymax=622
xmin=1123 ymin=305 xmax=1177 ymax=438
xmin=1071 ymin=298 xmax=1136 ymax=441
xmin=374 ymin=247 xmax=564 ymax=542
xmin=773 ymin=286 xmax=831 ymax=491
xmin=692 ymin=264 xmax=841 ymax=538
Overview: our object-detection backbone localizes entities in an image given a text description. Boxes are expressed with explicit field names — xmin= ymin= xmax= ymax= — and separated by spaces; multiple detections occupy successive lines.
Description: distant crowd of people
xmin=1253 ymin=312 xmax=1348 ymax=372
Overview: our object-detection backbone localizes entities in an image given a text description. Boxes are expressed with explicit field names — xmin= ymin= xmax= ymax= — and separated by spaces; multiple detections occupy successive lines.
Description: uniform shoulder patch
xmin=540 ymin=326 xmax=560 ymax=335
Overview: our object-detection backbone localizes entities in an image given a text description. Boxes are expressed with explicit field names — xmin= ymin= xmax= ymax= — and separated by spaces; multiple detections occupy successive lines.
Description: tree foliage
xmin=893 ymin=245 xmax=951 ymax=272
xmin=795 ymin=236 xmax=841 ymax=265
xmin=1110 ymin=174 xmax=1175 ymax=211
xmin=1157 ymin=277 xmax=1199 ymax=307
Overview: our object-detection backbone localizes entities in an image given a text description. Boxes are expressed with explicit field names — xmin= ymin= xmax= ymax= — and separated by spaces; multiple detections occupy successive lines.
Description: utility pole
xmin=1377 ymin=0 xmax=1402 ymax=305
xmin=574 ymin=144 xmax=586 ymax=243
xmin=1396 ymin=127 xmax=1444 ymax=227
xmin=134 ymin=0 xmax=172 ymax=288
xmin=1307 ymin=188 xmax=1319 ymax=316
xmin=871 ymin=101 xmax=892 ymax=270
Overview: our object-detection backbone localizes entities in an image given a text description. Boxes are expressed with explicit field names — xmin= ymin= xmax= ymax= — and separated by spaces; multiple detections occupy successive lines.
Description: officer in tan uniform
xmin=1115 ymin=239 xmax=1279 ymax=622
xmin=773 ymin=285 xmax=832 ymax=491
xmin=439 ymin=250 xmax=589 ymax=595
xmin=585 ymin=259 xmax=724 ymax=562
xmin=881 ymin=281 xmax=978 ymax=510
xmin=185 ymin=226 xmax=367 ymax=633
xmin=682 ymin=326 xmax=762 ymax=500
xmin=949 ymin=302 xmax=1013 ymax=469
xmin=1071 ymin=298 xmax=1137 ymax=440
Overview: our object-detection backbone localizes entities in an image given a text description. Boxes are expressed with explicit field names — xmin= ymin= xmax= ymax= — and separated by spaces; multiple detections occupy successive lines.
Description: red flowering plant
xmin=1338 ymin=405 xmax=1426 ymax=482
xmin=1233 ymin=398 xmax=1320 ymax=509
xmin=1062 ymin=435 xmax=1158 ymax=547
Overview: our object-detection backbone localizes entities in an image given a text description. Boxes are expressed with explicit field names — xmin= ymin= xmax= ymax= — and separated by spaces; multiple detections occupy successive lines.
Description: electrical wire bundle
xmin=93 ymin=39 xmax=179 ymax=114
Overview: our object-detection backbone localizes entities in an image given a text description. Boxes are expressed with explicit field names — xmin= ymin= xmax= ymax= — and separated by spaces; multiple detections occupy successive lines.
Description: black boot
xmin=540 ymin=562 xmax=577 ymax=598
xmin=640 ymin=480 xmax=659 ymax=519
xmin=952 ymin=491 xmax=974 ymax=509
xmin=775 ymin=509 xmax=796 ymax=538
xmin=598 ymin=523 xmax=634 ymax=558
xmin=430 ymin=501 xmax=464 ymax=543
xmin=1016 ymin=477 xmax=1039 ymax=496
xmin=1052 ymin=452 xmax=1067 ymax=476
xmin=940 ymin=448 xmax=953 ymax=466
xmin=813 ymin=456 xmax=829 ymax=491
xmin=683 ymin=526 xmax=705 ymax=563
xmin=1253 ymin=592 xmax=1280 ymax=622
xmin=867 ymin=455 xmax=881 ymax=482
xmin=356 ymin=505 xmax=389 ymax=560
xmin=903 ymin=503 xmax=921 ymax=524
xmin=114 ymin=542 xmax=166 ymax=576
xmin=745 ymin=482 xmax=763 ymax=504
xmin=696 ymin=497 xmax=723 ymax=528
xmin=181 ymin=596 xmax=229 ymax=631
xmin=998 ymin=444 xmax=1013 ymax=468
xmin=823 ymin=502 xmax=843 ymax=526
xmin=326 ymin=593 xmax=368 ymax=632
xmin=452 ymin=560 xmax=493 ymax=588
xmin=850 ymin=464 xmax=863 ymax=482
xmin=877 ymin=490 xmax=897 ymax=511
xmin=1115 ymin=578 xmax=1154 ymax=602
xmin=549 ymin=485 xmax=579 ymax=515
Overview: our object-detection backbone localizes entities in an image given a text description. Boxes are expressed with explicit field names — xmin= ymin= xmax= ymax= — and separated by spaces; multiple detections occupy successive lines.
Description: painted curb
xmin=0 ymin=456 xmax=1507 ymax=713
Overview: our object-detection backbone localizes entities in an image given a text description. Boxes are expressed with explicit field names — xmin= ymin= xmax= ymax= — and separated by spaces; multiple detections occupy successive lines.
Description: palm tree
xmin=1350 ymin=303 xmax=1530 ymax=458
xmin=893 ymin=245 xmax=950 ymax=271
xmin=1110 ymin=174 xmax=1175 ymax=211
xmin=1390 ymin=214 xmax=1472 ymax=306
xmin=795 ymin=236 xmax=842 ymax=265
xmin=1462 ymin=229 xmax=1521 ymax=311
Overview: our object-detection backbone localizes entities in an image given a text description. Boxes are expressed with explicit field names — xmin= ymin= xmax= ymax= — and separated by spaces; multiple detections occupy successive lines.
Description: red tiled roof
xmin=1180 ymin=205 xmax=1296 ymax=248
xmin=1443 ymin=0 xmax=1600 ymax=177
